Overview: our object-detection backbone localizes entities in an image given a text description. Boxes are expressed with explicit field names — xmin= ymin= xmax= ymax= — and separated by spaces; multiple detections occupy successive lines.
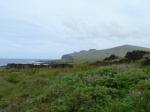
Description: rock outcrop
xmin=104 ymin=54 xmax=118 ymax=61
xmin=142 ymin=59 xmax=150 ymax=66
xmin=125 ymin=50 xmax=150 ymax=61
xmin=61 ymin=55 xmax=74 ymax=60
xmin=6 ymin=63 xmax=73 ymax=69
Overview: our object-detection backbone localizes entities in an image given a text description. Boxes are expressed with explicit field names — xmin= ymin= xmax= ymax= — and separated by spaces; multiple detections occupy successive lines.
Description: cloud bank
xmin=0 ymin=0 xmax=150 ymax=58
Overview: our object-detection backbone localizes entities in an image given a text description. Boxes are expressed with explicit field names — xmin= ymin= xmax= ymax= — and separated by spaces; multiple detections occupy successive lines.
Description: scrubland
xmin=0 ymin=62 xmax=150 ymax=112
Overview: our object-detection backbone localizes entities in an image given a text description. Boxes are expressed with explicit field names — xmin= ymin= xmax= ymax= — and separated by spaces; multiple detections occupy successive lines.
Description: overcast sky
xmin=0 ymin=0 xmax=150 ymax=59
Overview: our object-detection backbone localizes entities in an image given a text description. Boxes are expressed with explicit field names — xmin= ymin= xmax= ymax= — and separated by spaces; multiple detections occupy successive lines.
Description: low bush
xmin=0 ymin=63 xmax=150 ymax=112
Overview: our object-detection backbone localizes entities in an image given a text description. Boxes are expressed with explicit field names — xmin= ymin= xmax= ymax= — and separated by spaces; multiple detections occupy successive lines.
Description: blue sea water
xmin=0 ymin=59 xmax=45 ymax=66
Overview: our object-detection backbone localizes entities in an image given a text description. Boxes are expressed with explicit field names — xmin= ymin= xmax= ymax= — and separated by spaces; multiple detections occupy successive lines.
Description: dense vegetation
xmin=0 ymin=62 xmax=150 ymax=112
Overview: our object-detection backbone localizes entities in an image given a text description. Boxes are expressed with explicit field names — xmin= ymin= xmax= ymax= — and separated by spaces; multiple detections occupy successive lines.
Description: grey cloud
xmin=1 ymin=0 xmax=150 ymax=58
xmin=62 ymin=19 xmax=150 ymax=40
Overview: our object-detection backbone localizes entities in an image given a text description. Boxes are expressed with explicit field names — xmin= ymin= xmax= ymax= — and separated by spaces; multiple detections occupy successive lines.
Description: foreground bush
xmin=0 ymin=64 xmax=150 ymax=112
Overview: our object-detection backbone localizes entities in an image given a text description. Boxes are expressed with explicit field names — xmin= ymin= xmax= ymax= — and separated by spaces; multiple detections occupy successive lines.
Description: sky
xmin=0 ymin=0 xmax=150 ymax=59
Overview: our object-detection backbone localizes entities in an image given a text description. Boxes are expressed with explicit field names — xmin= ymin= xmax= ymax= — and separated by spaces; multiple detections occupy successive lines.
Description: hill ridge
xmin=61 ymin=45 xmax=150 ymax=61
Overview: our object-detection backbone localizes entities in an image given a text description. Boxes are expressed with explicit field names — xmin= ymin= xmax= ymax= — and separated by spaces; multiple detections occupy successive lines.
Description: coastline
xmin=0 ymin=59 xmax=54 ymax=66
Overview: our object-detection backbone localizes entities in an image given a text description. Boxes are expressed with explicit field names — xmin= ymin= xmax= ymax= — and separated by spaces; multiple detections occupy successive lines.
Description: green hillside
xmin=61 ymin=45 xmax=150 ymax=61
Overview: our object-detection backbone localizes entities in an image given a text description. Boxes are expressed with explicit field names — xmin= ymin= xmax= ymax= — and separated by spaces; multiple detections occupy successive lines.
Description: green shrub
xmin=1 ymin=63 xmax=150 ymax=112
xmin=138 ymin=79 xmax=150 ymax=90
xmin=96 ymin=66 xmax=118 ymax=77
xmin=6 ymin=76 xmax=19 ymax=83
xmin=49 ymin=86 xmax=118 ymax=112
xmin=5 ymin=72 xmax=22 ymax=84
xmin=113 ymin=69 xmax=149 ymax=89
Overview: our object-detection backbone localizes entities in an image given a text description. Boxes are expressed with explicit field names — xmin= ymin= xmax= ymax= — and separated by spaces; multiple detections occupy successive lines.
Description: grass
xmin=0 ymin=63 xmax=150 ymax=112
xmin=64 ymin=45 xmax=150 ymax=61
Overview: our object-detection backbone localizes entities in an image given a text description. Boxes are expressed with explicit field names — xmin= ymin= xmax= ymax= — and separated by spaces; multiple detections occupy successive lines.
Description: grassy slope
xmin=63 ymin=45 xmax=150 ymax=61
xmin=0 ymin=62 xmax=150 ymax=112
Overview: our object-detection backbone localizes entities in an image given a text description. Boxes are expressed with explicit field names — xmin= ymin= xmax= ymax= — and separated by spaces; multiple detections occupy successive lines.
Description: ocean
xmin=0 ymin=59 xmax=45 ymax=66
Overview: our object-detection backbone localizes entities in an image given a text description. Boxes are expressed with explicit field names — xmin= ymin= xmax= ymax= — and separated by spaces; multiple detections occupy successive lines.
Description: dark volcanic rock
xmin=142 ymin=59 xmax=150 ymax=66
xmin=51 ymin=63 xmax=73 ymax=68
xmin=90 ymin=50 xmax=150 ymax=66
xmin=6 ymin=63 xmax=73 ymax=69
xmin=89 ymin=49 xmax=96 ymax=51
xmin=6 ymin=63 xmax=46 ymax=69
xmin=90 ymin=59 xmax=130 ymax=66
xmin=61 ymin=55 xmax=74 ymax=60
xmin=125 ymin=50 xmax=150 ymax=61
xmin=104 ymin=54 xmax=118 ymax=61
